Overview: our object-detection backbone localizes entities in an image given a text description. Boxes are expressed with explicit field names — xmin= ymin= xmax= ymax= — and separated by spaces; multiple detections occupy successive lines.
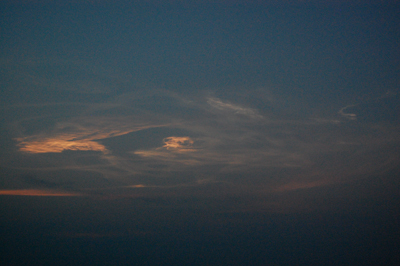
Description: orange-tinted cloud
xmin=128 ymin=184 xmax=146 ymax=188
xmin=133 ymin=136 xmax=202 ymax=166
xmin=0 ymin=189 xmax=80 ymax=196
xmin=15 ymin=117 xmax=168 ymax=154
xmin=16 ymin=137 xmax=107 ymax=153
xmin=274 ymin=179 xmax=332 ymax=192
xmin=163 ymin=136 xmax=195 ymax=151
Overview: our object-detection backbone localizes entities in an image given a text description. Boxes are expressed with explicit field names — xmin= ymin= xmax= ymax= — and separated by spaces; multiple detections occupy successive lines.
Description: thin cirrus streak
xmin=133 ymin=136 xmax=199 ymax=165
xmin=0 ymin=189 xmax=81 ymax=196
xmin=134 ymin=134 xmax=310 ymax=169
xmin=15 ymin=120 xmax=169 ymax=154
xmin=273 ymin=179 xmax=333 ymax=192
xmin=338 ymin=104 xmax=357 ymax=120
xmin=207 ymin=97 xmax=263 ymax=119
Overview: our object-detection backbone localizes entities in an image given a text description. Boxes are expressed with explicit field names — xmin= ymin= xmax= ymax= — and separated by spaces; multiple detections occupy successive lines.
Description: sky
xmin=1 ymin=1 xmax=400 ymax=265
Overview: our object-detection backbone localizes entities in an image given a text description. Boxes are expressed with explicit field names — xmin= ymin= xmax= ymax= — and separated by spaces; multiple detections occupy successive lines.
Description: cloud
xmin=14 ymin=115 xmax=169 ymax=154
xmin=0 ymin=189 xmax=81 ymax=196
xmin=162 ymin=136 xmax=195 ymax=151
xmin=338 ymin=104 xmax=357 ymax=120
xmin=2 ymin=87 xmax=399 ymax=207
xmin=207 ymin=97 xmax=263 ymax=119
xmin=338 ymin=91 xmax=400 ymax=122
xmin=16 ymin=137 xmax=107 ymax=153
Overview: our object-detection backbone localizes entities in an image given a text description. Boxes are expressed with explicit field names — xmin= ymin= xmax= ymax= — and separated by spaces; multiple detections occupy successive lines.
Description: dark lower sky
xmin=1 ymin=1 xmax=399 ymax=265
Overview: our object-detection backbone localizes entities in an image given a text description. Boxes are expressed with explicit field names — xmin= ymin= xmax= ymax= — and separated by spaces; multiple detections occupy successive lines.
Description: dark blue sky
xmin=1 ymin=1 xmax=399 ymax=265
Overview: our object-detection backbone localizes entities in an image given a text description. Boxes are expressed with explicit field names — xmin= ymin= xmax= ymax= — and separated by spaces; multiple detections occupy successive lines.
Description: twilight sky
xmin=1 ymin=1 xmax=399 ymax=265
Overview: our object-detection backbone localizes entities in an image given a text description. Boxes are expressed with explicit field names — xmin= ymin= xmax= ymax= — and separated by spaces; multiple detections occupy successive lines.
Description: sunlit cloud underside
xmin=17 ymin=137 xmax=107 ymax=153
xmin=0 ymin=189 xmax=80 ymax=196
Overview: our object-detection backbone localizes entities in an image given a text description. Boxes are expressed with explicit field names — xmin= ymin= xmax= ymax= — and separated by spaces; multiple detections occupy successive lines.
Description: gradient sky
xmin=1 ymin=1 xmax=399 ymax=265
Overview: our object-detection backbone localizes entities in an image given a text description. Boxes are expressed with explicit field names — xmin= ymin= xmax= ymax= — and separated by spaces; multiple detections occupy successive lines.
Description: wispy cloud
xmin=0 ymin=189 xmax=81 ymax=196
xmin=338 ymin=104 xmax=357 ymax=120
xmin=16 ymin=137 xmax=108 ymax=153
xmin=207 ymin=97 xmax=263 ymax=119
xmin=14 ymin=115 xmax=169 ymax=154
xmin=2 ymin=87 xmax=399 ymax=206
xmin=162 ymin=136 xmax=195 ymax=151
